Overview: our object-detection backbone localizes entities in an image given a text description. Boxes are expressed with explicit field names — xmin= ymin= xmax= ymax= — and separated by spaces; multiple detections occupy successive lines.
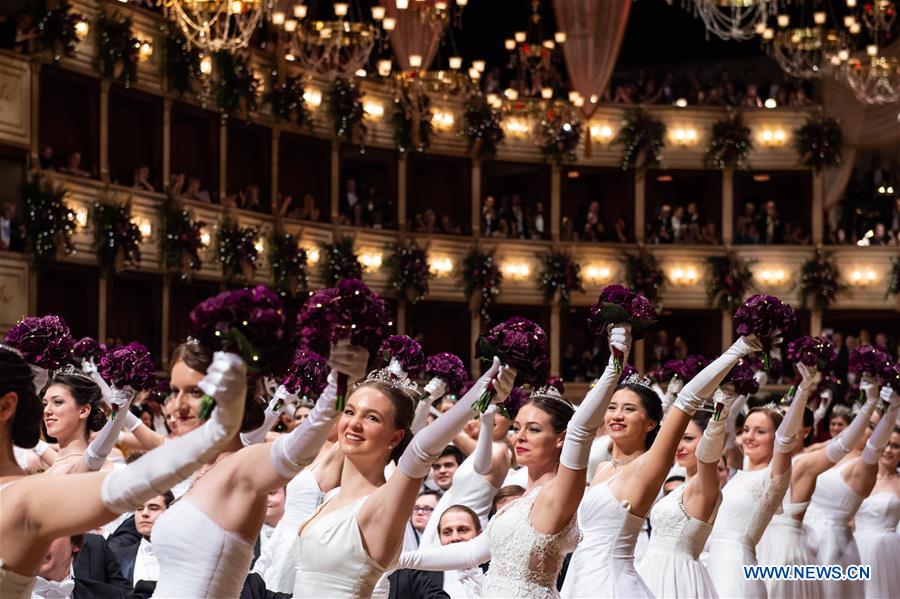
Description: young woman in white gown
xmin=395 ymin=325 xmax=632 ymax=599
xmin=804 ymin=384 xmax=900 ymax=599
xmin=0 ymin=346 xmax=248 ymax=599
xmin=566 ymin=333 xmax=761 ymax=598
xmin=292 ymin=357 xmax=516 ymax=598
xmin=706 ymin=345 xmax=814 ymax=599
xmin=854 ymin=424 xmax=900 ymax=599
xmin=756 ymin=370 xmax=884 ymax=599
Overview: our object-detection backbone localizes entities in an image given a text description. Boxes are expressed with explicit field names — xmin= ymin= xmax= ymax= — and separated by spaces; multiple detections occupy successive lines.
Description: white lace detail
xmin=482 ymin=487 xmax=580 ymax=598
xmin=647 ymin=484 xmax=718 ymax=559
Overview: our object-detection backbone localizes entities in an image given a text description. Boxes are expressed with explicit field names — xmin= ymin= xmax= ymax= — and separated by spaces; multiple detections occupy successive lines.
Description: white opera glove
xmin=397 ymin=358 xmax=503 ymax=479
xmin=695 ymin=389 xmax=736 ymax=464
xmin=423 ymin=377 xmax=448 ymax=402
xmin=774 ymin=365 xmax=816 ymax=454
xmin=82 ymin=358 xmax=113 ymax=407
xmin=387 ymin=357 xmax=406 ymax=379
xmin=753 ymin=369 xmax=768 ymax=389
xmin=674 ymin=335 xmax=763 ymax=416
xmin=101 ymin=352 xmax=247 ymax=512
xmin=327 ymin=340 xmax=370 ymax=386
xmin=30 ymin=365 xmax=49 ymax=396
xmin=825 ymin=386 xmax=879 ymax=463
xmin=397 ymin=532 xmax=491 ymax=572
xmin=724 ymin=388 xmax=746 ymax=451
xmin=561 ymin=324 xmax=630 ymax=471
xmin=860 ymin=374 xmax=881 ymax=404
xmin=84 ymin=386 xmax=136 ymax=470
xmin=241 ymin=384 xmax=295 ymax=446
xmin=270 ymin=374 xmax=339 ymax=478
xmin=813 ymin=388 xmax=833 ymax=429
xmin=862 ymin=386 xmax=899 ymax=465
xmin=797 ymin=362 xmax=821 ymax=394
xmin=473 ymin=405 xmax=496 ymax=476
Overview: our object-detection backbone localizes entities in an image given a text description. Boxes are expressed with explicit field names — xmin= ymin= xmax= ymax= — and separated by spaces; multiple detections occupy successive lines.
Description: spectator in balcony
xmin=684 ymin=202 xmax=702 ymax=240
xmin=441 ymin=214 xmax=461 ymax=235
xmin=649 ymin=203 xmax=673 ymax=244
xmin=741 ymin=83 xmax=763 ymax=108
xmin=415 ymin=209 xmax=439 ymax=234
xmin=758 ymin=199 xmax=784 ymax=244
xmin=168 ymin=173 xmax=185 ymax=197
xmin=481 ymin=195 xmax=498 ymax=236
xmin=299 ymin=193 xmax=321 ymax=221
xmin=672 ymin=335 xmax=689 ymax=360
xmin=582 ymin=201 xmax=605 ymax=242
xmin=184 ymin=177 xmax=210 ymax=203
xmin=613 ymin=217 xmax=629 ymax=243
xmin=702 ymin=85 xmax=726 ymax=106
xmin=351 ymin=203 xmax=366 ymax=228
xmin=786 ymin=223 xmax=810 ymax=245
xmin=736 ymin=202 xmax=758 ymax=244
xmin=530 ymin=202 xmax=546 ymax=239
xmin=133 ymin=166 xmax=155 ymax=192
xmin=494 ymin=219 xmax=510 ymax=238
xmin=560 ymin=216 xmax=574 ymax=241
xmin=38 ymin=144 xmax=55 ymax=170
xmin=869 ymin=222 xmax=896 ymax=246
xmin=342 ymin=178 xmax=360 ymax=217
xmin=697 ymin=222 xmax=719 ymax=245
xmin=507 ymin=194 xmax=528 ymax=238
xmin=238 ymin=184 xmax=262 ymax=212
xmin=60 ymin=151 xmax=90 ymax=177
xmin=788 ymin=86 xmax=813 ymax=107
xmin=670 ymin=204 xmax=686 ymax=242
xmin=0 ymin=202 xmax=25 ymax=252
xmin=651 ymin=330 xmax=670 ymax=365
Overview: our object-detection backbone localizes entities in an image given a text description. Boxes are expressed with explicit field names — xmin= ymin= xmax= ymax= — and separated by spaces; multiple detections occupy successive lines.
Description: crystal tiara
xmin=0 ymin=342 xmax=23 ymax=358
xmin=52 ymin=363 xmax=96 ymax=383
xmin=530 ymin=385 xmax=573 ymax=408
xmin=357 ymin=367 xmax=420 ymax=397
xmin=620 ymin=372 xmax=655 ymax=393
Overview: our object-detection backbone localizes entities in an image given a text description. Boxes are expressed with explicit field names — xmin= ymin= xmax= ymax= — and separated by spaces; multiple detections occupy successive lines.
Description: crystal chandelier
xmin=502 ymin=0 xmax=567 ymax=100
xmin=163 ymin=0 xmax=271 ymax=53
xmin=693 ymin=0 xmax=774 ymax=41
xmin=763 ymin=9 xmax=849 ymax=79
xmin=832 ymin=0 xmax=900 ymax=104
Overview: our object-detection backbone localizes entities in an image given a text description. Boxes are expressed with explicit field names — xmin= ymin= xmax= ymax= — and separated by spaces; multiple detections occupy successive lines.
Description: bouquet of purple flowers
xmin=786 ymin=336 xmax=836 ymax=371
xmin=734 ymin=294 xmax=797 ymax=370
xmin=380 ymin=335 xmax=425 ymax=378
xmin=72 ymin=336 xmax=106 ymax=365
xmin=474 ymin=317 xmax=550 ymax=416
xmin=661 ymin=355 xmax=710 ymax=383
xmin=881 ymin=362 xmax=900 ymax=390
xmin=282 ymin=350 xmax=330 ymax=402
xmin=849 ymin=345 xmax=893 ymax=400
xmin=424 ymin=353 xmax=468 ymax=398
xmin=99 ymin=342 xmax=156 ymax=419
xmin=588 ymin=284 xmax=657 ymax=374
xmin=4 ymin=315 xmax=75 ymax=370
xmin=723 ymin=358 xmax=760 ymax=397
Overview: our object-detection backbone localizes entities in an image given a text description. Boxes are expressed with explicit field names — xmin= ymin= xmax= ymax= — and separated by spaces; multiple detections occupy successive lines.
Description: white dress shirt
xmin=132 ymin=538 xmax=160 ymax=584
xmin=442 ymin=567 xmax=485 ymax=598
xmin=32 ymin=566 xmax=74 ymax=599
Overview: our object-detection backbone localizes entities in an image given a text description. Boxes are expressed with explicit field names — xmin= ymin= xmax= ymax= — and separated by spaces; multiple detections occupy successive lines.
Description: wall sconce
xmin=303 ymin=88 xmax=322 ymax=108
xmin=758 ymin=127 xmax=787 ymax=147
xmin=668 ymin=264 xmax=701 ymax=286
xmin=131 ymin=216 xmax=152 ymax=240
xmin=670 ymin=127 xmax=699 ymax=147
xmin=877 ymin=184 xmax=895 ymax=195
xmin=72 ymin=204 xmax=89 ymax=229
xmin=137 ymin=39 xmax=154 ymax=62
xmin=199 ymin=227 xmax=212 ymax=248
xmin=359 ymin=250 xmax=383 ymax=272
xmin=757 ymin=266 xmax=788 ymax=285
xmin=503 ymin=118 xmax=530 ymax=139
xmin=428 ymin=255 xmax=453 ymax=277
xmin=74 ymin=20 xmax=89 ymax=41
xmin=589 ymin=123 xmax=614 ymax=144
xmin=584 ymin=264 xmax=612 ymax=284
xmin=302 ymin=243 xmax=320 ymax=264
xmin=848 ymin=267 xmax=878 ymax=287
xmin=253 ymin=238 xmax=265 ymax=254
xmin=363 ymin=99 xmax=384 ymax=120
xmin=432 ymin=110 xmax=455 ymax=131
xmin=502 ymin=261 xmax=531 ymax=281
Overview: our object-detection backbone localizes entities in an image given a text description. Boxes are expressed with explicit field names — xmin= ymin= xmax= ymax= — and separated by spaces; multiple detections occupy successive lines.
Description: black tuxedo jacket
xmin=387 ymin=569 xmax=449 ymax=599
xmin=109 ymin=541 xmax=140 ymax=586
xmin=73 ymin=578 xmax=133 ymax=599
xmin=73 ymin=535 xmax=132 ymax=592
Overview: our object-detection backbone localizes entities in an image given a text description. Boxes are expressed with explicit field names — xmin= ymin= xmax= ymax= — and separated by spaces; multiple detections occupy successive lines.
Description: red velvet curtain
xmin=379 ymin=0 xmax=449 ymax=71
xmin=553 ymin=0 xmax=632 ymax=118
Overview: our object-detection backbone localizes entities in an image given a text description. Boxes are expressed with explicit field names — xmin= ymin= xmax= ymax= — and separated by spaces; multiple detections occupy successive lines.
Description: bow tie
xmin=32 ymin=576 xmax=75 ymax=599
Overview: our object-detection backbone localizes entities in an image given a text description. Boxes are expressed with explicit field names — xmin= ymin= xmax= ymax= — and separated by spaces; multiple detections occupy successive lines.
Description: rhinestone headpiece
xmin=52 ymin=363 xmax=95 ymax=383
xmin=529 ymin=385 xmax=573 ymax=408
xmin=358 ymin=367 xmax=420 ymax=397
xmin=621 ymin=372 xmax=655 ymax=393
xmin=0 ymin=342 xmax=23 ymax=358
xmin=185 ymin=336 xmax=201 ymax=347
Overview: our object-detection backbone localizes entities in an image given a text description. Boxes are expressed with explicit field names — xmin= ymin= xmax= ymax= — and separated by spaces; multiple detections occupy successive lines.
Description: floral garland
xmin=887 ymin=255 xmax=900 ymax=299
xmin=794 ymin=116 xmax=843 ymax=172
xmin=215 ymin=51 xmax=259 ymax=116
xmin=621 ymin=249 xmax=666 ymax=306
xmin=798 ymin=249 xmax=845 ymax=310
xmin=463 ymin=93 xmax=504 ymax=160
xmin=462 ymin=249 xmax=502 ymax=322
xmin=270 ymin=232 xmax=308 ymax=298
xmin=615 ymin=108 xmax=665 ymax=170
xmin=96 ymin=11 xmax=138 ymax=88
xmin=538 ymin=251 xmax=583 ymax=305
xmin=328 ymin=78 xmax=366 ymax=146
xmin=22 ymin=172 xmax=75 ymax=264
xmin=216 ymin=218 xmax=258 ymax=282
xmin=706 ymin=253 xmax=754 ymax=311
xmin=320 ymin=237 xmax=362 ymax=286
xmin=386 ymin=242 xmax=431 ymax=303
xmin=163 ymin=23 xmax=202 ymax=98
xmin=705 ymin=113 xmax=752 ymax=170
xmin=162 ymin=195 xmax=203 ymax=280
xmin=539 ymin=109 xmax=582 ymax=164
xmin=392 ymin=87 xmax=433 ymax=153
xmin=264 ymin=74 xmax=311 ymax=127
xmin=93 ymin=198 xmax=141 ymax=273
xmin=27 ymin=0 xmax=83 ymax=61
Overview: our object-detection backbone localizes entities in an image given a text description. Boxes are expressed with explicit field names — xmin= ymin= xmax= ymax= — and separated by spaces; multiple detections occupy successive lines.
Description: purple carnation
xmin=282 ymin=350 xmax=329 ymax=399
xmin=618 ymin=363 xmax=637 ymax=383
xmin=99 ymin=342 xmax=156 ymax=390
xmin=380 ymin=335 xmax=425 ymax=377
xmin=786 ymin=336 xmax=836 ymax=369
xmin=476 ymin=317 xmax=550 ymax=386
xmin=72 ymin=336 xmax=106 ymax=364
xmin=661 ymin=359 xmax=688 ymax=382
xmin=298 ymin=280 xmax=388 ymax=355
xmin=734 ymin=294 xmax=797 ymax=370
xmin=296 ymin=287 xmax=340 ymax=355
xmin=723 ymin=358 xmax=760 ymax=396
xmin=848 ymin=345 xmax=893 ymax=377
xmin=189 ymin=285 xmax=288 ymax=373
xmin=881 ymin=362 xmax=900 ymax=389
xmin=4 ymin=315 xmax=75 ymax=370
xmin=587 ymin=284 xmax=657 ymax=340
xmin=502 ymin=386 xmax=528 ymax=418
xmin=662 ymin=355 xmax=710 ymax=382
xmin=817 ymin=374 xmax=846 ymax=397
xmin=547 ymin=376 xmax=565 ymax=395
xmin=425 ymin=353 xmax=468 ymax=395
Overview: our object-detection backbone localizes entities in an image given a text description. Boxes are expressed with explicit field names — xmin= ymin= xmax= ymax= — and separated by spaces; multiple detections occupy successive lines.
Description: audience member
xmin=0 ymin=202 xmax=25 ymax=252
xmin=60 ymin=151 xmax=90 ymax=177
xmin=133 ymin=165 xmax=155 ymax=192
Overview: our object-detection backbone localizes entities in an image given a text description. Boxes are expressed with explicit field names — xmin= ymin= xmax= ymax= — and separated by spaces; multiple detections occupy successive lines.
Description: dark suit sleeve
xmin=73 ymin=578 xmax=131 ymax=599
xmin=106 ymin=517 xmax=141 ymax=553
xmin=388 ymin=569 xmax=449 ymax=599
xmin=75 ymin=535 xmax=131 ymax=591
xmin=239 ymin=573 xmax=292 ymax=599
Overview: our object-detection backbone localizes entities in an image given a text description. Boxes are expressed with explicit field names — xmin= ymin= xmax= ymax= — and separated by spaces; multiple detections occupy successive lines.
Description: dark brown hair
xmin=1 ymin=348 xmax=41 ymax=448
xmin=746 ymin=405 xmax=785 ymax=430
xmin=440 ymin=504 xmax=482 ymax=534
xmin=47 ymin=373 xmax=106 ymax=435
xmin=170 ymin=341 xmax=214 ymax=373
xmin=351 ymin=379 xmax=417 ymax=463
xmin=615 ymin=383 xmax=663 ymax=450
xmin=522 ymin=396 xmax=575 ymax=433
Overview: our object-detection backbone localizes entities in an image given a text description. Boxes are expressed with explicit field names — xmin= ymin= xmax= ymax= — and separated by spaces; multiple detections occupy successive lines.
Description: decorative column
xmin=396 ymin=301 xmax=407 ymax=336
xmin=812 ymin=171 xmax=824 ymax=244
xmin=162 ymin=98 xmax=172 ymax=185
xmin=810 ymin=309 xmax=823 ymax=336
xmin=218 ymin=115 xmax=227 ymax=202
xmin=330 ymin=141 xmax=340 ymax=223
xmin=634 ymin=169 xmax=646 ymax=243
xmin=161 ymin=277 xmax=171 ymax=366
xmin=471 ymin=159 xmax=482 ymax=236
xmin=29 ymin=62 xmax=41 ymax=164
xmin=99 ymin=80 xmax=111 ymax=182
xmin=634 ymin=339 xmax=645 ymax=373
xmin=722 ymin=168 xmax=734 ymax=245
xmin=98 ymin=277 xmax=107 ymax=344
xmin=550 ymin=302 xmax=561 ymax=375
xmin=721 ymin=311 xmax=733 ymax=352
xmin=271 ymin=127 xmax=280 ymax=213
xmin=550 ymin=164 xmax=561 ymax=241
xmin=470 ymin=310 xmax=481 ymax=376
xmin=397 ymin=154 xmax=407 ymax=231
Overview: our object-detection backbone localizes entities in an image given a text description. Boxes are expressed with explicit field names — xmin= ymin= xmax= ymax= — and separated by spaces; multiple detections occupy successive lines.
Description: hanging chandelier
xmin=763 ymin=8 xmax=849 ymax=79
xmin=502 ymin=0 xmax=567 ymax=100
xmin=693 ymin=0 xmax=774 ymax=41
xmin=831 ymin=0 xmax=900 ymax=104
xmin=163 ymin=0 xmax=271 ymax=53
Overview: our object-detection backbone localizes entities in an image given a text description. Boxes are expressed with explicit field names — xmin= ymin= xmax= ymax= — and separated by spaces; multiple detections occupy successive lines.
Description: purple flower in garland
xmin=475 ymin=317 xmax=550 ymax=415
xmin=462 ymin=250 xmax=502 ymax=323
xmin=99 ymin=342 xmax=156 ymax=391
xmin=786 ymin=336 xmax=836 ymax=370
xmin=380 ymin=335 xmax=425 ymax=378
xmin=425 ymin=353 xmax=468 ymax=396
xmin=4 ymin=315 xmax=75 ymax=370
xmin=282 ymin=350 xmax=329 ymax=400
xmin=296 ymin=287 xmax=340 ymax=356
xmin=734 ymin=294 xmax=797 ymax=370
xmin=849 ymin=345 xmax=893 ymax=378
xmin=72 ymin=336 xmax=106 ymax=364
xmin=387 ymin=243 xmax=430 ymax=304
xmin=588 ymin=284 xmax=658 ymax=374
xmin=723 ymin=358 xmax=760 ymax=396
xmin=538 ymin=251 xmax=584 ymax=305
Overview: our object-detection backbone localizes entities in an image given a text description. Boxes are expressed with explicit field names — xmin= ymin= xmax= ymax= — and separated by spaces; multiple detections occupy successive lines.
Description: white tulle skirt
xmin=803 ymin=521 xmax=864 ymax=599
xmin=706 ymin=536 xmax=767 ymax=599
xmin=855 ymin=528 xmax=900 ymax=599
xmin=637 ymin=545 xmax=718 ymax=598
xmin=756 ymin=518 xmax=822 ymax=599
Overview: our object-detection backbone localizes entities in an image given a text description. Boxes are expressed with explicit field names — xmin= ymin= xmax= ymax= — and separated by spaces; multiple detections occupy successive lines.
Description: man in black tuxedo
xmin=72 ymin=534 xmax=132 ymax=592
xmin=34 ymin=535 xmax=133 ymax=599
xmin=110 ymin=492 xmax=173 ymax=587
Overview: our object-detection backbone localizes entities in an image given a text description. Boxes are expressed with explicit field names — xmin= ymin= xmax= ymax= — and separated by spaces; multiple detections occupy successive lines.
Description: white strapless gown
xmin=561 ymin=481 xmax=651 ymax=598
xmin=293 ymin=495 xmax=399 ymax=598
xmin=853 ymin=491 xmax=900 ymax=599
xmin=756 ymin=487 xmax=820 ymax=599
xmin=804 ymin=460 xmax=865 ymax=599
xmin=151 ymin=499 xmax=254 ymax=598
xmin=637 ymin=483 xmax=719 ymax=598
xmin=482 ymin=486 xmax=580 ymax=599
xmin=707 ymin=464 xmax=791 ymax=599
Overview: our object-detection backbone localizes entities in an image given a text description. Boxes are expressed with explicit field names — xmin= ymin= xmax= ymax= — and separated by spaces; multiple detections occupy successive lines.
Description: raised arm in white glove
xmin=825 ymin=375 xmax=879 ymax=463
xmin=774 ymin=362 xmax=819 ymax=455
xmin=241 ymin=382 xmax=295 ymax=446
xmin=862 ymin=385 xmax=899 ymax=465
xmin=695 ymin=388 xmax=738 ymax=464
xmin=674 ymin=335 xmax=762 ymax=416
xmin=84 ymin=386 xmax=136 ymax=470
